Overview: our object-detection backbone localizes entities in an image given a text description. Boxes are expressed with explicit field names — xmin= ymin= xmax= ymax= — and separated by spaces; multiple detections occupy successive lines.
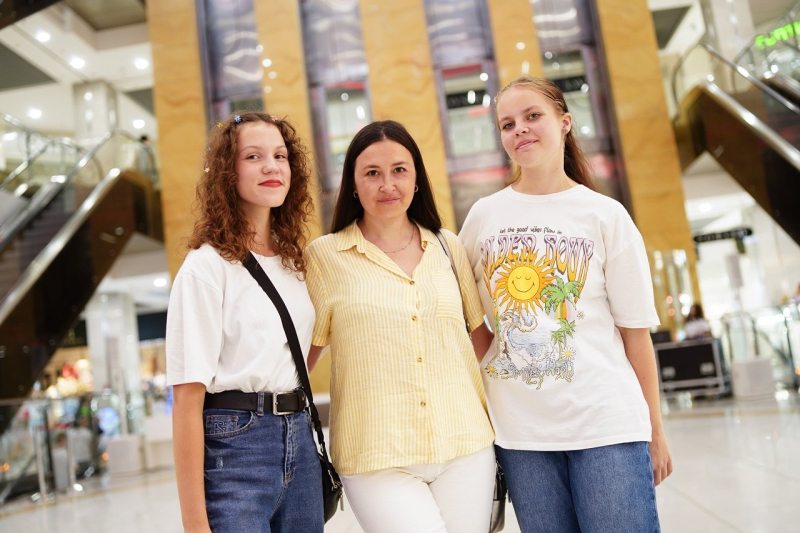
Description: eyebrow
xmin=498 ymin=106 xmax=542 ymax=123
xmin=363 ymin=161 xmax=408 ymax=169
xmin=240 ymin=144 xmax=287 ymax=152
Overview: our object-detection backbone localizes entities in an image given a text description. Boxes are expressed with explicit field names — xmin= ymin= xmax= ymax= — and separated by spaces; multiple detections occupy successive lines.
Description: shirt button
xmin=420 ymin=401 xmax=426 ymax=407
xmin=417 ymin=357 xmax=422 ymax=363
xmin=410 ymin=280 xmax=415 ymax=285
xmin=412 ymin=315 xmax=417 ymax=321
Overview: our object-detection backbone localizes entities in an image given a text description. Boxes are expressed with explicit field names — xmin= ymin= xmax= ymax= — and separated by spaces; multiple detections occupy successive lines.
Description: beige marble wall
xmin=594 ymin=0 xmax=699 ymax=299
xmin=253 ymin=0 xmax=322 ymax=238
xmin=358 ymin=0 xmax=456 ymax=230
xmin=146 ymin=0 xmax=208 ymax=278
xmin=487 ymin=0 xmax=544 ymax=87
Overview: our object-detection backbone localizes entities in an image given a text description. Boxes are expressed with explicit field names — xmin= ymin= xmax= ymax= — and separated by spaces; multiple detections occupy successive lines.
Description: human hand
xmin=650 ymin=430 xmax=673 ymax=486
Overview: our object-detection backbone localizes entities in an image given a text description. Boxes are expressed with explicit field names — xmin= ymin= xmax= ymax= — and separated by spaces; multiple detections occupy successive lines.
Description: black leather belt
xmin=204 ymin=389 xmax=307 ymax=415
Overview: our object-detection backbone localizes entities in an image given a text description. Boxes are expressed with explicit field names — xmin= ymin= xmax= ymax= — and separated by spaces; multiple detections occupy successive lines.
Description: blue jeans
xmin=496 ymin=442 xmax=660 ymax=533
xmin=203 ymin=407 xmax=324 ymax=533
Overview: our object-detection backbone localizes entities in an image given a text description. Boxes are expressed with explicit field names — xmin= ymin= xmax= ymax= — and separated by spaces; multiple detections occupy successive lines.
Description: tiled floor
xmin=1 ymin=393 xmax=798 ymax=532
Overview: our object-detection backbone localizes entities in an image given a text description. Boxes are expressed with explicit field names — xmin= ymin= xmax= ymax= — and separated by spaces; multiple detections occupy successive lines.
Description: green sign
xmin=756 ymin=21 xmax=800 ymax=50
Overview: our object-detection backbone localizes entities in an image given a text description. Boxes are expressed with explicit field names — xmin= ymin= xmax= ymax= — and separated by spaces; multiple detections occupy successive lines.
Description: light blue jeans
xmin=496 ymin=442 xmax=660 ymax=533
xmin=203 ymin=407 xmax=324 ymax=533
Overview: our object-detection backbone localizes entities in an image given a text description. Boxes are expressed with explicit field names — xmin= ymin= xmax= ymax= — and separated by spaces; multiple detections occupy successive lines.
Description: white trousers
xmin=341 ymin=446 xmax=496 ymax=533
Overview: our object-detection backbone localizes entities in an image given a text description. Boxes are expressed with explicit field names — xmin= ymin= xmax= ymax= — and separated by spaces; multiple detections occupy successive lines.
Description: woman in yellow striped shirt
xmin=306 ymin=121 xmax=496 ymax=533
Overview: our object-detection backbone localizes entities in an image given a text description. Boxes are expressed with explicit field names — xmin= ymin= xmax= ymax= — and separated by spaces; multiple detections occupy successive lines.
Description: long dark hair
xmin=188 ymin=112 xmax=314 ymax=274
xmin=331 ymin=120 xmax=442 ymax=233
xmin=495 ymin=76 xmax=596 ymax=190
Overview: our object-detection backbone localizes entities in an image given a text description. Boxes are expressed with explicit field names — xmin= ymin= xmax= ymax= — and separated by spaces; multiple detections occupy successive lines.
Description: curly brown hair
xmin=188 ymin=112 xmax=314 ymax=274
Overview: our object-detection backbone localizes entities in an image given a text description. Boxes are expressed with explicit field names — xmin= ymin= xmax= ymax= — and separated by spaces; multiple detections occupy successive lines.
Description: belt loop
xmin=257 ymin=392 xmax=265 ymax=416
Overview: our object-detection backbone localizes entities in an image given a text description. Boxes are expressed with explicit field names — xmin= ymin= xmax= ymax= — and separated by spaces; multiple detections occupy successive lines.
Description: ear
xmin=562 ymin=113 xmax=573 ymax=134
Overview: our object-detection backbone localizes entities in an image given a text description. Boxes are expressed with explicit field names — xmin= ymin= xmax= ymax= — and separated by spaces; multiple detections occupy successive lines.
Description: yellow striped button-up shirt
xmin=306 ymin=221 xmax=495 ymax=475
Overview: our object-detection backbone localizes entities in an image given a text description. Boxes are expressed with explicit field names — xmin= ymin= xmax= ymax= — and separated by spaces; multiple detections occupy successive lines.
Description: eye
xmin=393 ymin=166 xmax=406 ymax=173
xmin=275 ymin=153 xmax=288 ymax=160
xmin=245 ymin=154 xmax=259 ymax=160
xmin=527 ymin=112 xmax=540 ymax=120
xmin=366 ymin=169 xmax=379 ymax=176
xmin=501 ymin=122 xmax=513 ymax=130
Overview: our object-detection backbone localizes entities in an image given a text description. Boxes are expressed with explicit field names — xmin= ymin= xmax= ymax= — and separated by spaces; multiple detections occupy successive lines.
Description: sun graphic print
xmin=494 ymin=248 xmax=557 ymax=315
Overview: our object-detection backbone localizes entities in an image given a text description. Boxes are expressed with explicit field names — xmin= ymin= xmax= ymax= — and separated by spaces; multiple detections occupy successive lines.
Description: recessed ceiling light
xmin=28 ymin=108 xmax=42 ymax=119
xmin=69 ymin=57 xmax=85 ymax=69
xmin=132 ymin=119 xmax=145 ymax=129
xmin=3 ymin=132 xmax=18 ymax=141
xmin=256 ymin=45 xmax=263 ymax=53
xmin=84 ymin=92 xmax=93 ymax=101
xmin=153 ymin=277 xmax=167 ymax=288
xmin=134 ymin=58 xmax=149 ymax=70
xmin=479 ymin=72 xmax=488 ymax=82
xmin=35 ymin=30 xmax=51 ymax=43
xmin=516 ymin=42 xmax=525 ymax=50
xmin=699 ymin=203 xmax=712 ymax=212
xmin=262 ymin=58 xmax=272 ymax=68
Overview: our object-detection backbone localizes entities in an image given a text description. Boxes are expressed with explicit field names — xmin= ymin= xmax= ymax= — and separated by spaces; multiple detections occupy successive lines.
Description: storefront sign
xmin=755 ymin=22 xmax=800 ymax=50
xmin=693 ymin=228 xmax=752 ymax=243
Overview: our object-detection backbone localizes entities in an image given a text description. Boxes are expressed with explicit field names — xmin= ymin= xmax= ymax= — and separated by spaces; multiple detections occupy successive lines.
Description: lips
xmin=378 ymin=197 xmax=400 ymax=204
xmin=259 ymin=179 xmax=283 ymax=187
xmin=516 ymin=139 xmax=536 ymax=150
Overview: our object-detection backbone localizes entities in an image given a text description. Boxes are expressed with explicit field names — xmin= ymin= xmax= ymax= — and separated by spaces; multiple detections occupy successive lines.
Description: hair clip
xmin=205 ymin=222 xmax=213 ymax=227
xmin=234 ymin=115 xmax=242 ymax=124
xmin=216 ymin=122 xmax=223 ymax=129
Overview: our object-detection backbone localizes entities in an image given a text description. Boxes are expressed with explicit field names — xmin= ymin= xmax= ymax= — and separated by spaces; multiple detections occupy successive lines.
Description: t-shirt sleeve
xmin=165 ymin=271 xmax=224 ymax=387
xmin=458 ymin=198 xmax=483 ymax=272
xmin=305 ymin=250 xmax=332 ymax=347
xmin=445 ymin=230 xmax=486 ymax=333
xmin=604 ymin=210 xmax=661 ymax=329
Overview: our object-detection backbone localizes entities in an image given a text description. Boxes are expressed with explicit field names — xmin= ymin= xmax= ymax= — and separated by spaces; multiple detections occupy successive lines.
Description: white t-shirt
xmin=459 ymin=185 xmax=660 ymax=451
xmin=166 ymin=244 xmax=315 ymax=393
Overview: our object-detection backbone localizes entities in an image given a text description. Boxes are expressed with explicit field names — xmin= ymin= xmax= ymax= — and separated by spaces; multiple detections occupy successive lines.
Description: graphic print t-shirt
xmin=459 ymin=185 xmax=660 ymax=451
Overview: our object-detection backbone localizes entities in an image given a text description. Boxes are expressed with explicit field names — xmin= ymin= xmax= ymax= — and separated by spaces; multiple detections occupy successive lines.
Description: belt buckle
xmin=272 ymin=391 xmax=295 ymax=415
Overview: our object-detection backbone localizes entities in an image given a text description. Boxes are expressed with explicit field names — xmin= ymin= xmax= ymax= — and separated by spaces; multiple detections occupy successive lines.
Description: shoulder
xmin=176 ymin=244 xmax=234 ymax=286
xmin=576 ymin=187 xmax=629 ymax=216
xmin=306 ymin=233 xmax=338 ymax=258
xmin=438 ymin=228 xmax=464 ymax=251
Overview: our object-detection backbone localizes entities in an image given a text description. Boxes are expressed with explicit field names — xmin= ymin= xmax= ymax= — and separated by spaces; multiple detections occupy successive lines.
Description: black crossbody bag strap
xmin=242 ymin=253 xmax=334 ymax=465
xmin=435 ymin=231 xmax=471 ymax=333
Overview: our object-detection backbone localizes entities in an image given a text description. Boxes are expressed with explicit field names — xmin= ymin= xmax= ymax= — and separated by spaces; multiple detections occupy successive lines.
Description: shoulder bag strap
xmin=241 ymin=253 xmax=333 ymax=462
xmin=435 ymin=231 xmax=471 ymax=333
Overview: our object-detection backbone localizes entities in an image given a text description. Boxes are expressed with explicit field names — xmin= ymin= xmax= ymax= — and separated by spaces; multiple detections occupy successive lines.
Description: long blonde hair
xmin=494 ymin=75 xmax=596 ymax=190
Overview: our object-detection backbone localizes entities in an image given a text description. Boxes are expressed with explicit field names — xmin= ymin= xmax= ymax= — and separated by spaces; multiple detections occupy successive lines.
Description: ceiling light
xmin=467 ymin=90 xmax=476 ymax=104
xmin=35 ymin=30 xmax=51 ymax=43
xmin=580 ymin=126 xmax=591 ymax=134
xmin=28 ymin=108 xmax=42 ymax=119
xmin=3 ymin=132 xmax=18 ymax=141
xmin=479 ymin=72 xmax=488 ymax=82
xmin=516 ymin=42 xmax=526 ymax=50
xmin=699 ymin=203 xmax=712 ymax=212
xmin=256 ymin=45 xmax=263 ymax=53
xmin=482 ymin=94 xmax=491 ymax=107
xmin=356 ymin=105 xmax=366 ymax=120
xmin=153 ymin=277 xmax=167 ymax=288
xmin=84 ymin=92 xmax=93 ymax=101
xmin=69 ymin=57 xmax=85 ymax=69
xmin=341 ymin=92 xmax=349 ymax=101
xmin=132 ymin=119 xmax=145 ymax=129
xmin=268 ymin=71 xmax=277 ymax=79
xmin=262 ymin=58 xmax=272 ymax=68
xmin=263 ymin=86 xmax=272 ymax=93
xmin=134 ymin=58 xmax=149 ymax=70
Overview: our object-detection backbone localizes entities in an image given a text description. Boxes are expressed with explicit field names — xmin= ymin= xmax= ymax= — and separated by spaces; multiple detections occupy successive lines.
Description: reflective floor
xmin=0 ymin=394 xmax=797 ymax=532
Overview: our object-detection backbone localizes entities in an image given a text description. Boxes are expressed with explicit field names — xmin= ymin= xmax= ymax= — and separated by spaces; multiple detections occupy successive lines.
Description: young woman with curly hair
xmin=166 ymin=112 xmax=323 ymax=533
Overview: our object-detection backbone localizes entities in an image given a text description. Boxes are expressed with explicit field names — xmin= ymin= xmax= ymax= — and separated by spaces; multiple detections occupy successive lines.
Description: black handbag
xmin=435 ymin=232 xmax=508 ymax=533
xmin=243 ymin=253 xmax=343 ymax=522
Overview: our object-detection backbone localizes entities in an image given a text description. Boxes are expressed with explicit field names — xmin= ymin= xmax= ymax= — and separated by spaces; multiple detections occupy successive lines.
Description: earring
xmin=353 ymin=191 xmax=359 ymax=198
xmin=414 ymin=185 xmax=419 ymax=192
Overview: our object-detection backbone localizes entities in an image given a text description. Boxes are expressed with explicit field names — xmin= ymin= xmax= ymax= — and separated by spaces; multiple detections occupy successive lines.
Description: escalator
xmin=673 ymin=43 xmax=800 ymax=246
xmin=0 ymin=0 xmax=62 ymax=31
xmin=0 ymin=128 xmax=162 ymax=435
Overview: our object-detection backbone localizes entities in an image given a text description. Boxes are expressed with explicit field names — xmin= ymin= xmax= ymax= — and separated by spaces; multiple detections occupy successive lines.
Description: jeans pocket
xmin=203 ymin=409 xmax=255 ymax=439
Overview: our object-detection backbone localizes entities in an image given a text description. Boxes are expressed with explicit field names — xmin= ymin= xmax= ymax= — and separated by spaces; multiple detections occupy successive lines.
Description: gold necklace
xmin=379 ymin=224 xmax=416 ymax=254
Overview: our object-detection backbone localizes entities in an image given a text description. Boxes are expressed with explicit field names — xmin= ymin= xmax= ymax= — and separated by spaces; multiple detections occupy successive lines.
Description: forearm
xmin=172 ymin=384 xmax=210 ymax=531
xmin=470 ymin=324 xmax=494 ymax=363
xmin=308 ymin=345 xmax=325 ymax=373
xmin=618 ymin=328 xmax=665 ymax=434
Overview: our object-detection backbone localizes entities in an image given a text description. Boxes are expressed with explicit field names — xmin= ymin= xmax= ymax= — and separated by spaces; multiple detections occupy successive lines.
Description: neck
xmin=242 ymin=204 xmax=275 ymax=256
xmin=358 ymin=214 xmax=414 ymax=241
xmin=514 ymin=159 xmax=575 ymax=195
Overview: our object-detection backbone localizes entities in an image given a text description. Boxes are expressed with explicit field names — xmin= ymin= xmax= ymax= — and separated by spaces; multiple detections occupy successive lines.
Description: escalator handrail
xmin=703 ymin=81 xmax=800 ymax=174
xmin=0 ymin=139 xmax=84 ymax=193
xmin=0 ymin=166 xmax=124 ymax=326
xmin=0 ymin=129 xmax=152 ymax=253
xmin=671 ymin=42 xmax=800 ymax=117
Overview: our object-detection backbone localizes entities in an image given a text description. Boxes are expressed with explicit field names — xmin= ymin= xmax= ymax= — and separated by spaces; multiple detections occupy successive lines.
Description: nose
xmin=262 ymin=157 xmax=279 ymax=174
xmin=515 ymin=123 xmax=529 ymax=136
xmin=378 ymin=174 xmax=395 ymax=191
